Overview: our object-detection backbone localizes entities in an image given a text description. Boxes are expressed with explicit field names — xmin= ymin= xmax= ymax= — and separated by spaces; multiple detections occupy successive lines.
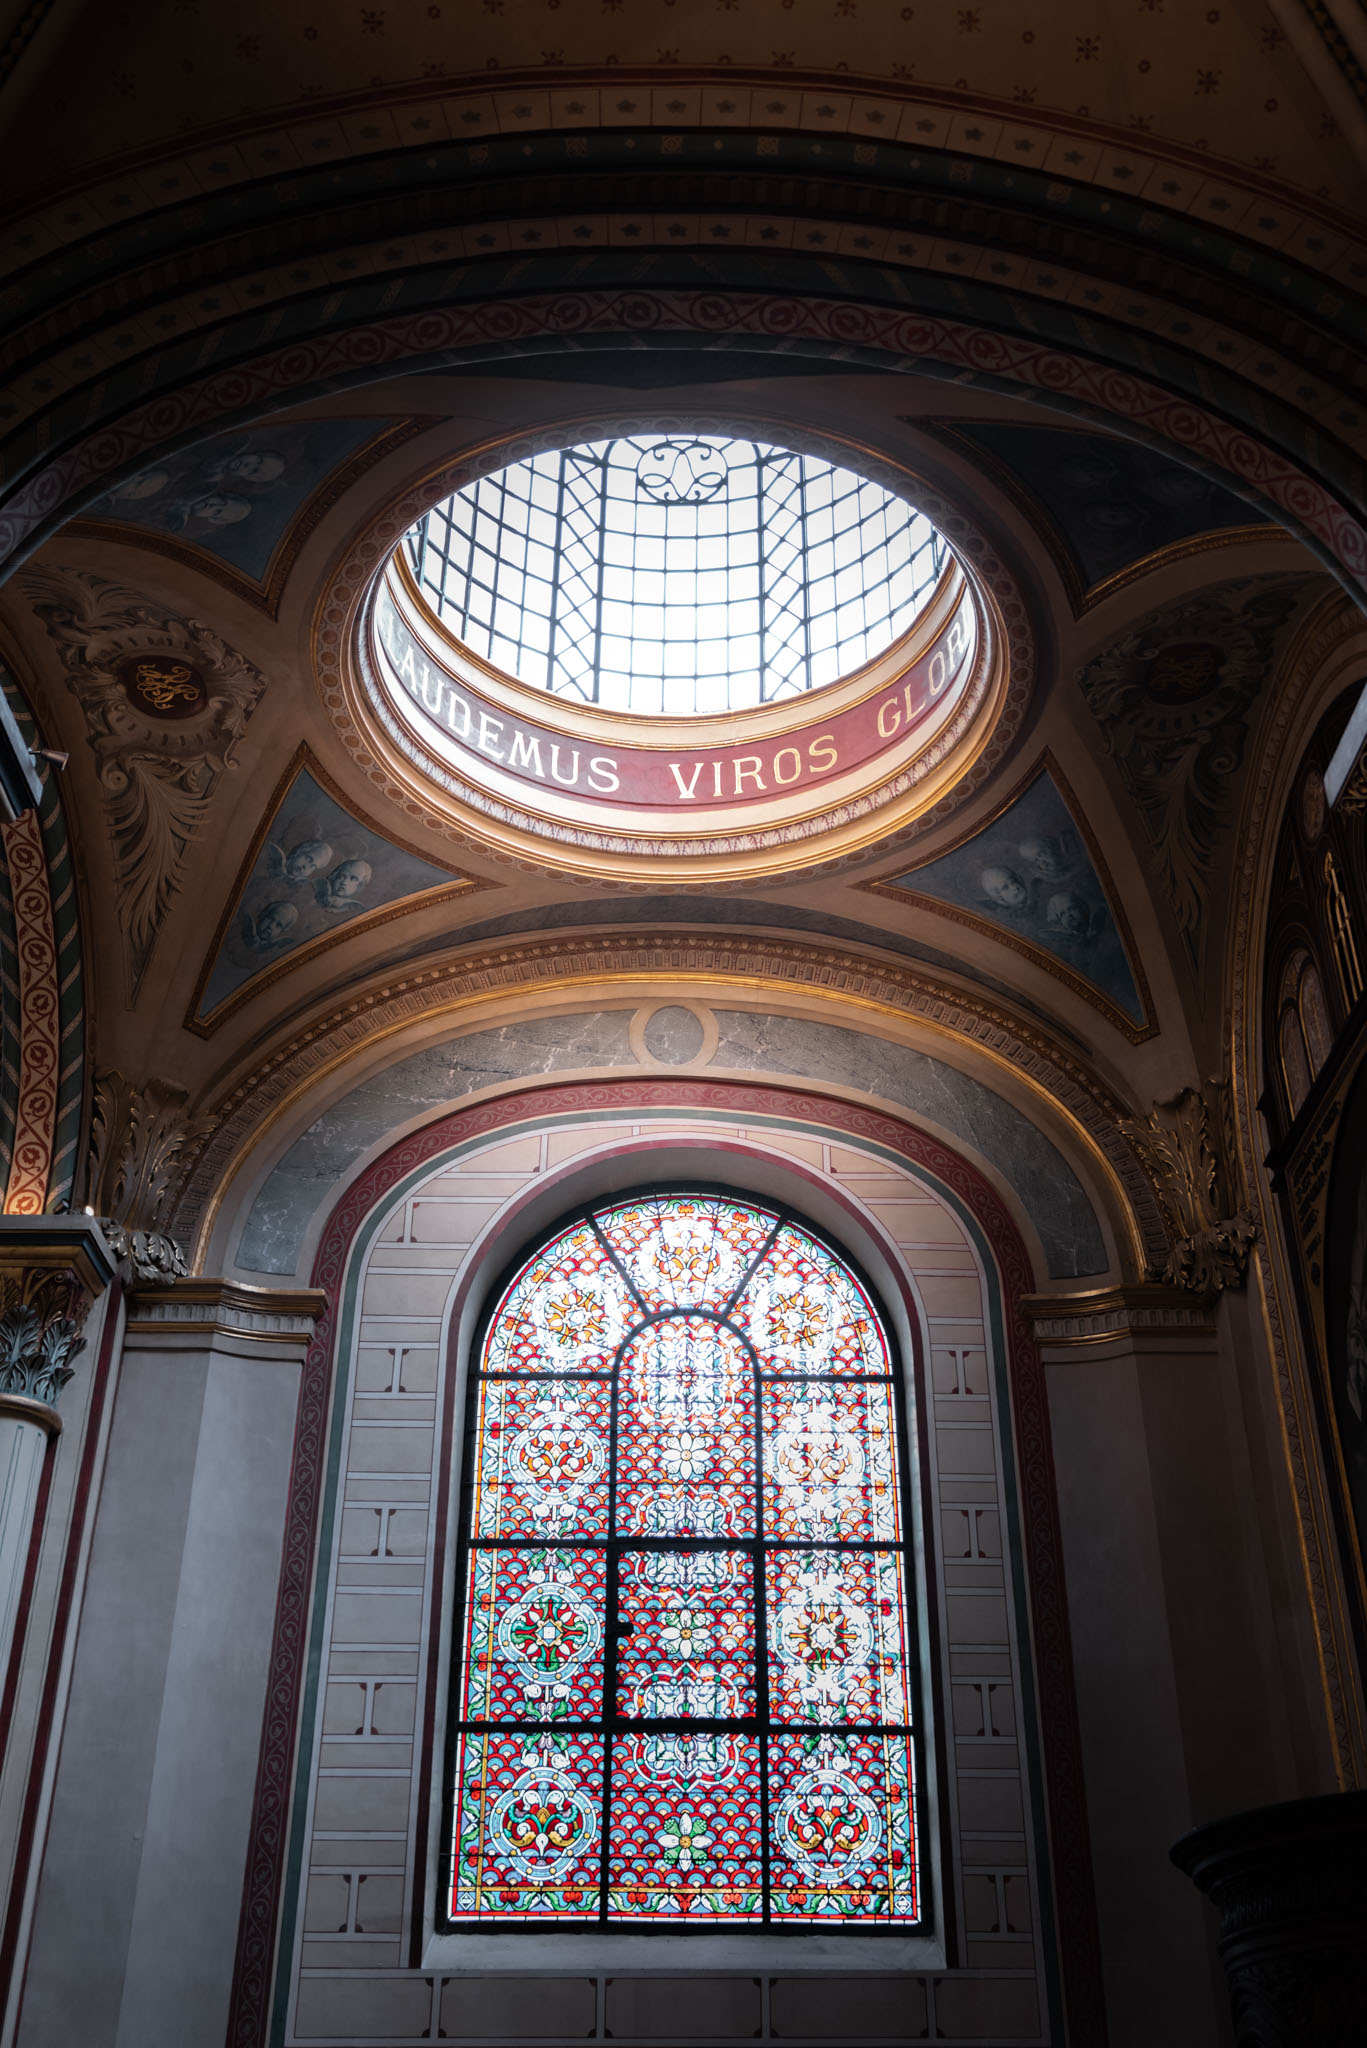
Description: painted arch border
xmin=225 ymin=1076 xmax=1105 ymax=2048
xmin=4 ymin=281 xmax=1366 ymax=600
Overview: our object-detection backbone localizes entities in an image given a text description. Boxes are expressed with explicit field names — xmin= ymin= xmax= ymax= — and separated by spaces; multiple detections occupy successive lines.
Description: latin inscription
xmin=376 ymin=591 xmax=975 ymax=809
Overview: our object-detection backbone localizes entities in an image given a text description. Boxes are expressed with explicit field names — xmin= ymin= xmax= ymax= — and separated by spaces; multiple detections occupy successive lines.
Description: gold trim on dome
xmin=387 ymin=542 xmax=964 ymax=748
xmin=312 ymin=408 xmax=1034 ymax=886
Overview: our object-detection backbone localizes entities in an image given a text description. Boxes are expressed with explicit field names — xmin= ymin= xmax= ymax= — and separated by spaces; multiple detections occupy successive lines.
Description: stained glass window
xmin=445 ymin=1193 xmax=922 ymax=1929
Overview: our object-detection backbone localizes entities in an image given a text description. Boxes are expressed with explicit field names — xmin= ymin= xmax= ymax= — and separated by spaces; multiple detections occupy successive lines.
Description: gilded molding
xmin=125 ymin=1278 xmax=326 ymax=1345
xmin=1 ymin=805 xmax=58 ymax=1215
xmin=163 ymin=930 xmax=1170 ymax=1275
xmin=1022 ymin=1283 xmax=1218 ymax=1348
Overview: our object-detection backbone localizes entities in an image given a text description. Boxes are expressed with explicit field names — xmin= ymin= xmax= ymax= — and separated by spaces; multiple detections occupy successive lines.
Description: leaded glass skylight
xmin=405 ymin=436 xmax=947 ymax=716
xmin=446 ymin=1193 xmax=922 ymax=1928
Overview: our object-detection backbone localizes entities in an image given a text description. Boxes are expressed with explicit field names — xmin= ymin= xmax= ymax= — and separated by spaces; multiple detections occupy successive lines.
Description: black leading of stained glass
xmin=443 ymin=1192 xmax=925 ymax=1928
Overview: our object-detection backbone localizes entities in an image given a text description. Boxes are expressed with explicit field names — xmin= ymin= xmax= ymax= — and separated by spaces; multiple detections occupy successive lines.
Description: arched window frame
xmin=436 ymin=1184 xmax=935 ymax=1951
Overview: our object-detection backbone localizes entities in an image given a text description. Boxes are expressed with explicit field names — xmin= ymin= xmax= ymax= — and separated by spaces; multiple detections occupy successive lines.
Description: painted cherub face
xmin=316 ymin=858 xmax=372 ymax=908
xmin=981 ymin=865 xmax=1028 ymax=910
xmin=1019 ymin=834 xmax=1069 ymax=881
xmin=1045 ymin=891 xmax=1091 ymax=938
xmin=283 ymin=838 xmax=332 ymax=882
xmin=252 ymin=900 xmax=299 ymax=947
xmin=215 ymin=448 xmax=286 ymax=483
xmin=111 ymin=468 xmax=171 ymax=502
xmin=188 ymin=491 xmax=252 ymax=527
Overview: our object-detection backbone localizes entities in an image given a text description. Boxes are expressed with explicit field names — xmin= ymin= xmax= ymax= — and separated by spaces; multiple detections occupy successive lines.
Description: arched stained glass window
xmin=445 ymin=1193 xmax=923 ymax=1929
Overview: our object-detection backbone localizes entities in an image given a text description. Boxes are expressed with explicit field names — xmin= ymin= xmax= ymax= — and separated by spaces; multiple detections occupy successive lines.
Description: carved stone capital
xmin=87 ymin=1067 xmax=212 ymax=1279
xmin=1123 ymin=1076 xmax=1257 ymax=1293
xmin=1172 ymin=1792 xmax=1367 ymax=2046
xmin=0 ymin=1217 xmax=118 ymax=1412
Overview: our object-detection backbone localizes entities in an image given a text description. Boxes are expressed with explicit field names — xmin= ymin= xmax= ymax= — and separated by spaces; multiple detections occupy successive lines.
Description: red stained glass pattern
xmin=471 ymin=1378 xmax=612 ymax=1539
xmin=461 ymin=1548 xmax=606 ymax=1722
xmin=617 ymin=1319 xmax=755 ymax=1537
xmin=766 ymin=1550 xmax=913 ymax=1726
xmin=616 ymin=1549 xmax=756 ymax=1720
xmin=606 ymin=1735 xmax=764 ymax=1920
xmin=732 ymin=1223 xmax=890 ymax=1375
xmin=447 ymin=1194 xmax=921 ymax=1927
xmin=484 ymin=1224 xmax=639 ymax=1373
xmin=762 ymin=1378 xmax=901 ymax=1542
xmin=595 ymin=1195 xmax=776 ymax=1312
xmin=768 ymin=1734 xmax=918 ymax=1923
xmin=451 ymin=1732 xmax=604 ymax=1918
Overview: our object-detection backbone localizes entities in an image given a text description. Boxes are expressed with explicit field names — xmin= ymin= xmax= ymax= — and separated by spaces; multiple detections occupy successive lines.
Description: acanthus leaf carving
xmin=1076 ymin=578 xmax=1306 ymax=968
xmin=0 ymin=1269 xmax=90 ymax=1408
xmin=88 ymin=1065 xmax=215 ymax=1278
xmin=1123 ymin=1077 xmax=1257 ymax=1293
xmin=22 ymin=567 xmax=265 ymax=995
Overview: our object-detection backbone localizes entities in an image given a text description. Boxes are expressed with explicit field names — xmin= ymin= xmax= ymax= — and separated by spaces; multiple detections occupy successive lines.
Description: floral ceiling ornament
xmin=0 ymin=1268 xmax=91 ymax=1409
xmin=86 ymin=1066 xmax=213 ymax=1281
xmin=1123 ymin=1077 xmax=1257 ymax=1294
xmin=1075 ymin=578 xmax=1306 ymax=967
xmin=22 ymin=568 xmax=265 ymax=996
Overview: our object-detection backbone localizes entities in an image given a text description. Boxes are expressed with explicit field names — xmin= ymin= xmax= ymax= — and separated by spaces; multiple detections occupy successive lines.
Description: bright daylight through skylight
xmin=405 ymin=435 xmax=947 ymax=718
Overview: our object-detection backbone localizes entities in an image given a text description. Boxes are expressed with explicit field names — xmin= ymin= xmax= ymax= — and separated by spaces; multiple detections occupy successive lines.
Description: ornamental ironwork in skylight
xmin=405 ymin=436 xmax=947 ymax=717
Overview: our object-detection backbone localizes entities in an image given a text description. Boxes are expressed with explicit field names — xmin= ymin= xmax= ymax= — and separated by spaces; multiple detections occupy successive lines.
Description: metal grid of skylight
xmin=404 ymin=435 xmax=946 ymax=716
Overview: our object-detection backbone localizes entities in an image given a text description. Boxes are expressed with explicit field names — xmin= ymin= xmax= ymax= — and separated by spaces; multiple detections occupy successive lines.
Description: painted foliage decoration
xmin=449 ymin=1195 xmax=920 ymax=1926
xmin=1076 ymin=578 xmax=1305 ymax=966
xmin=22 ymin=568 xmax=265 ymax=995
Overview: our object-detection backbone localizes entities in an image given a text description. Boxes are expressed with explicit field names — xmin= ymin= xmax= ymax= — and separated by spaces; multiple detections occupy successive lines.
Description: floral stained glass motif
xmin=447 ymin=1194 xmax=922 ymax=1927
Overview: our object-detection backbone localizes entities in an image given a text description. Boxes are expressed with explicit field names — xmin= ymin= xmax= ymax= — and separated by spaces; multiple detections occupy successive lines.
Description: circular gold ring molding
xmin=314 ymin=411 xmax=1034 ymax=884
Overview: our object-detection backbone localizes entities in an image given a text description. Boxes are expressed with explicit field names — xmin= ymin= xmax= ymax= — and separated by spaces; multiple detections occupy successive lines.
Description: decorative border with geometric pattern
xmin=0 ymin=664 xmax=84 ymax=1213
xmin=1 ymin=805 xmax=57 ymax=1214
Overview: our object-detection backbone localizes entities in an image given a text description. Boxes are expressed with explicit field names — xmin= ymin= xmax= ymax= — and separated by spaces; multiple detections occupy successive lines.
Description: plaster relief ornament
xmin=22 ymin=568 xmax=265 ymax=994
xmin=87 ymin=1067 xmax=213 ymax=1280
xmin=1075 ymin=578 xmax=1305 ymax=966
xmin=1123 ymin=1077 xmax=1257 ymax=1294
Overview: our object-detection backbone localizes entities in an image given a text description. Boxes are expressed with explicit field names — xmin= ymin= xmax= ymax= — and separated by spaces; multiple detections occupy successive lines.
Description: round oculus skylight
xmin=401 ymin=433 xmax=950 ymax=717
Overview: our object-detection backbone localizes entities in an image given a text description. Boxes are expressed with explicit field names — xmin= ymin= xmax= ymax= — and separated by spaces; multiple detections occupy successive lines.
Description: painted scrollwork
xmin=1076 ymin=579 xmax=1305 ymax=966
xmin=22 ymin=568 xmax=265 ymax=994
xmin=1124 ymin=1078 xmax=1257 ymax=1293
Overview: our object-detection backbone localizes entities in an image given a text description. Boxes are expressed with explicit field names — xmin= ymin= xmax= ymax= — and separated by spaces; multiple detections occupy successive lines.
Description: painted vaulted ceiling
xmin=3 ymin=0 xmax=1363 ymax=213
